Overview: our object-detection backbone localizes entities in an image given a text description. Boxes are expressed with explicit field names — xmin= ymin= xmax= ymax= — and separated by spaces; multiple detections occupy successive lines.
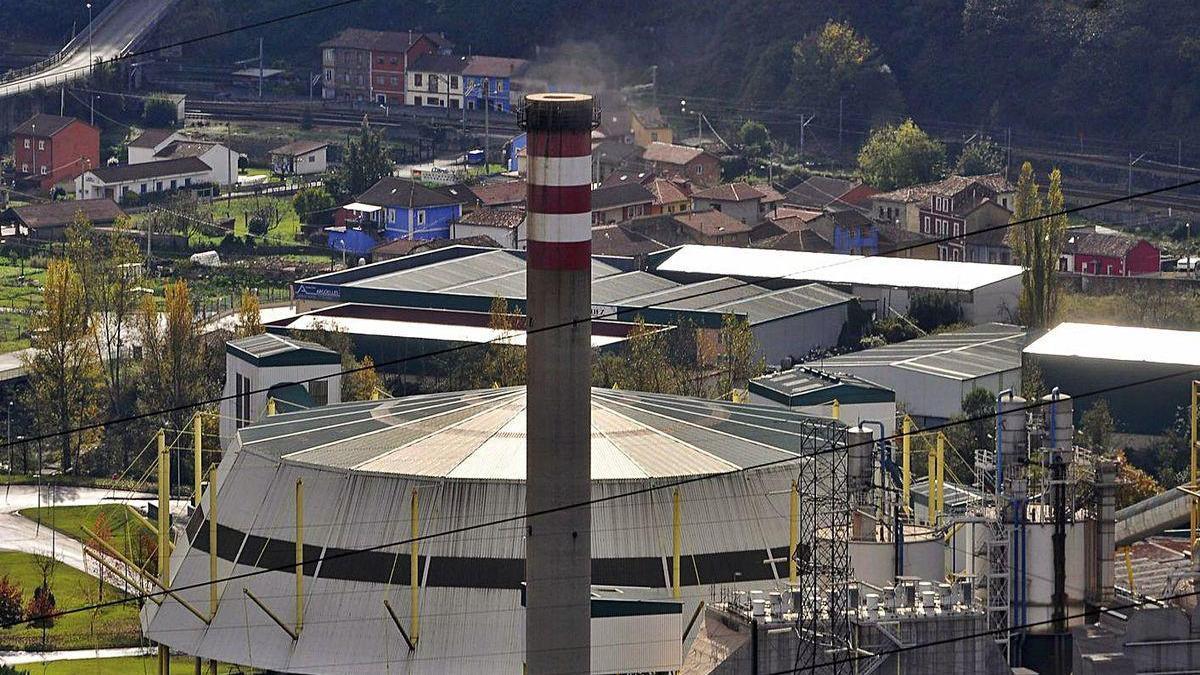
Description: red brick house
xmin=12 ymin=114 xmax=100 ymax=191
xmin=321 ymin=29 xmax=450 ymax=104
xmin=1061 ymin=229 xmax=1160 ymax=276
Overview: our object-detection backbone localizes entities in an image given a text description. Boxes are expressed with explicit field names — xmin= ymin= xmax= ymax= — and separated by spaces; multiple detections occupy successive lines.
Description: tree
xmin=720 ymin=313 xmax=763 ymax=399
xmin=857 ymin=119 xmax=946 ymax=191
xmin=478 ymin=296 xmax=526 ymax=388
xmin=137 ymin=281 xmax=209 ymax=434
xmin=0 ymin=575 xmax=22 ymax=627
xmin=1114 ymin=450 xmax=1162 ymax=509
xmin=955 ymin=137 xmax=1005 ymax=176
xmin=142 ymin=94 xmax=178 ymax=128
xmin=787 ymin=20 xmax=902 ymax=130
xmin=234 ymin=290 xmax=263 ymax=338
xmin=1080 ymin=399 xmax=1116 ymax=451
xmin=23 ymin=259 xmax=103 ymax=473
xmin=621 ymin=316 xmax=679 ymax=395
xmin=329 ymin=118 xmax=392 ymax=201
xmin=145 ymin=192 xmax=210 ymax=243
xmin=1008 ymin=163 xmax=1067 ymax=328
xmin=344 ymin=355 xmax=382 ymax=401
xmin=908 ymin=293 xmax=964 ymax=332
xmin=293 ymin=186 xmax=336 ymax=226
xmin=739 ymin=120 xmax=770 ymax=158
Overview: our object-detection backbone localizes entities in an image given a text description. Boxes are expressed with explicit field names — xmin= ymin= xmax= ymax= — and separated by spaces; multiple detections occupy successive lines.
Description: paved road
xmin=0 ymin=0 xmax=180 ymax=99
xmin=0 ymin=484 xmax=185 ymax=577
xmin=0 ymin=646 xmax=154 ymax=666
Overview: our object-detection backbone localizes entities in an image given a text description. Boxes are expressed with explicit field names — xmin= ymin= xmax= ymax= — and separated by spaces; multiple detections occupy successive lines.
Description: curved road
xmin=0 ymin=0 xmax=179 ymax=99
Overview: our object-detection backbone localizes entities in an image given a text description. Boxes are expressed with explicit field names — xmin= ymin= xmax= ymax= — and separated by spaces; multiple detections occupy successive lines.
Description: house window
xmin=324 ymin=69 xmax=333 ymax=81
xmin=310 ymin=380 xmax=329 ymax=406
xmin=37 ymin=140 xmax=44 ymax=151
xmin=156 ymin=181 xmax=163 ymax=191
xmin=417 ymin=210 xmax=426 ymax=225
xmin=695 ymin=164 xmax=703 ymax=175
xmin=414 ymin=73 xmax=423 ymax=87
xmin=390 ymin=56 xmax=397 ymax=65
xmin=140 ymin=183 xmax=147 ymax=194
xmin=391 ymin=76 xmax=398 ymax=86
xmin=39 ymin=166 xmax=47 ymax=175
xmin=308 ymin=154 xmax=315 ymax=162
xmin=170 ymin=179 xmax=177 ymax=190
xmin=184 ymin=177 xmax=192 ymax=186
xmin=377 ymin=56 xmax=384 ymax=64
xmin=20 ymin=164 xmax=27 ymax=174
xmin=450 ymin=75 xmax=459 ymax=89
xmin=651 ymin=132 xmax=659 ymax=142
xmin=23 ymin=139 xmax=29 ymax=149
xmin=387 ymin=208 xmax=396 ymax=222
xmin=357 ymin=75 xmax=364 ymax=86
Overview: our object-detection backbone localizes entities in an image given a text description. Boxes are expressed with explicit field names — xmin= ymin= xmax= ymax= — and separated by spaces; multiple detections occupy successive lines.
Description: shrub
xmin=25 ymin=584 xmax=55 ymax=629
xmin=0 ymin=575 xmax=22 ymax=627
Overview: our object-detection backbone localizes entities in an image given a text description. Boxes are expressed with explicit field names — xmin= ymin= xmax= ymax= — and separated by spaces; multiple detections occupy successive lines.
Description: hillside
xmin=8 ymin=0 xmax=1200 ymax=150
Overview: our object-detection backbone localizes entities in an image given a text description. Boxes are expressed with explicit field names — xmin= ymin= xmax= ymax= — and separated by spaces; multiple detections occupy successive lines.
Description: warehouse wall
xmin=752 ymin=304 xmax=848 ymax=364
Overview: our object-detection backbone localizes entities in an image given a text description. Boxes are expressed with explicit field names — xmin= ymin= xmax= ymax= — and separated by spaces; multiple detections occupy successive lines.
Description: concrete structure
xmin=450 ymin=207 xmax=525 ymax=248
xmin=320 ymin=29 xmax=449 ymax=104
xmin=127 ymin=129 xmax=183 ymax=163
xmin=217 ymin=333 xmax=342 ymax=449
xmin=11 ymin=114 xmax=100 ymax=191
xmin=75 ymin=157 xmax=211 ymax=201
xmin=649 ymin=244 xmax=1024 ymax=324
xmin=871 ymin=174 xmax=1014 ymax=238
xmin=1024 ymin=322 xmax=1200 ymax=435
xmin=815 ymin=323 xmax=1025 ymax=422
xmin=522 ymin=92 xmax=594 ymax=674
xmin=269 ymin=141 xmax=329 ymax=176
xmin=749 ymin=366 xmax=897 ymax=435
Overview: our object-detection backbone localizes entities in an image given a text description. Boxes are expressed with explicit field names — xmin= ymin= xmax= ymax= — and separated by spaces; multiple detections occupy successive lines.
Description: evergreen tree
xmin=955 ymin=137 xmax=1005 ymax=176
xmin=1008 ymin=162 xmax=1066 ymax=327
xmin=330 ymin=118 xmax=392 ymax=201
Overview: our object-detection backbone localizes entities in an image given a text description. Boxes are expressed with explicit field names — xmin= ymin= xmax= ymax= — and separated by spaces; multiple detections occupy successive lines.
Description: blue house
xmin=325 ymin=226 xmax=379 ymax=258
xmin=504 ymin=132 xmax=527 ymax=172
xmin=462 ymin=56 xmax=529 ymax=113
xmin=354 ymin=177 xmax=466 ymax=241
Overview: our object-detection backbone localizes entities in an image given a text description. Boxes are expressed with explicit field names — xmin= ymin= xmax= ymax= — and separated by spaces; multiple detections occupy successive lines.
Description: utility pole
xmin=87 ymin=2 xmax=93 ymax=78
xmin=1128 ymin=151 xmax=1146 ymax=215
xmin=1006 ymin=127 xmax=1012 ymax=179
xmin=838 ymin=96 xmax=844 ymax=154
xmin=799 ymin=113 xmax=815 ymax=160
xmin=483 ymin=77 xmax=490 ymax=171
xmin=258 ymin=37 xmax=264 ymax=100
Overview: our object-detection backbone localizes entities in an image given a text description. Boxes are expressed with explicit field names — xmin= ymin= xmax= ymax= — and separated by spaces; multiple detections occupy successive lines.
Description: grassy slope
xmin=17 ymin=504 xmax=157 ymax=568
xmin=0 ymin=551 xmax=141 ymax=651
xmin=19 ymin=656 xmax=201 ymax=674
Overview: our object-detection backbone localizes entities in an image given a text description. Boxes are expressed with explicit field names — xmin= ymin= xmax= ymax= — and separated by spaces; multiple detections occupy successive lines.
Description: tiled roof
xmin=594 ymin=140 xmax=643 ymax=165
xmin=468 ymin=179 xmax=526 ymax=207
xmin=3 ymin=198 xmax=125 ymax=229
xmin=633 ymin=107 xmax=667 ymax=128
xmin=674 ymin=209 xmax=753 ymax=236
xmin=645 ymin=177 xmax=690 ymax=205
xmin=771 ymin=207 xmax=824 ymax=225
xmin=591 ymin=182 xmax=654 ymax=211
xmin=153 ymin=140 xmax=217 ymax=160
xmin=462 ymin=56 xmax=529 ymax=77
xmin=13 ymin=114 xmax=84 ymax=137
xmin=269 ymin=140 xmax=329 ymax=156
xmin=1063 ymin=230 xmax=1145 ymax=258
xmin=873 ymin=174 xmax=1013 ymax=203
xmin=782 ymin=176 xmax=857 ymax=208
xmin=128 ymin=128 xmax=178 ymax=148
xmin=642 ymin=142 xmax=705 ymax=166
xmin=408 ymin=53 xmax=470 ymax=74
xmin=752 ymin=228 xmax=834 ymax=253
xmin=692 ymin=182 xmax=768 ymax=203
xmin=590 ymin=225 xmax=665 ymax=257
xmin=457 ymin=207 xmax=524 ymax=230
xmin=88 ymin=157 xmax=210 ymax=183
xmin=320 ymin=29 xmax=450 ymax=53
xmin=372 ymin=235 xmax=501 ymax=258
xmin=357 ymin=177 xmax=461 ymax=208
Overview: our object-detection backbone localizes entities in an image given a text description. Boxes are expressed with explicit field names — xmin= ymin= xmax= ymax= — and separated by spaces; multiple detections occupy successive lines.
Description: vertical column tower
xmin=522 ymin=92 xmax=595 ymax=674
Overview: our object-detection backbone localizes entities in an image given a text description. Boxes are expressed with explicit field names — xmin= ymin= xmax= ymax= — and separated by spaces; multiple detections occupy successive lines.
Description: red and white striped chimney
xmin=522 ymin=92 xmax=594 ymax=674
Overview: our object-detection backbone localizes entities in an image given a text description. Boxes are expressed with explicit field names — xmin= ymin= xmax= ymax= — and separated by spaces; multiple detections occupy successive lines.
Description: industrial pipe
xmin=672 ymin=489 xmax=681 ymax=599
xmin=411 ymin=488 xmax=420 ymax=646
xmin=901 ymin=416 xmax=912 ymax=516
xmin=789 ymin=481 xmax=799 ymax=584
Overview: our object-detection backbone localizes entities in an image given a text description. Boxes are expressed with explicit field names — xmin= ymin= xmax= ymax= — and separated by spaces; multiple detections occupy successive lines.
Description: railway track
xmin=186 ymin=100 xmax=521 ymax=137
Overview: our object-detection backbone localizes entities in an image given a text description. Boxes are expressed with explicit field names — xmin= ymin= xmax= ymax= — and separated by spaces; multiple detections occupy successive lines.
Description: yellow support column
xmin=208 ymin=465 xmax=218 ymax=675
xmin=830 ymin=399 xmax=840 ymax=421
xmin=901 ymin=416 xmax=912 ymax=516
xmin=295 ymin=478 xmax=304 ymax=633
xmin=157 ymin=429 xmax=170 ymax=675
xmin=193 ymin=414 xmax=202 ymax=507
xmin=672 ymin=489 xmax=682 ymax=599
xmin=926 ymin=437 xmax=937 ymax=525
xmin=267 ymin=397 xmax=276 ymax=417
xmin=936 ymin=433 xmax=946 ymax=521
xmin=1125 ymin=547 xmax=1136 ymax=593
xmin=1191 ymin=381 xmax=1198 ymax=551
xmin=411 ymin=489 xmax=420 ymax=646
xmin=789 ymin=480 xmax=799 ymax=585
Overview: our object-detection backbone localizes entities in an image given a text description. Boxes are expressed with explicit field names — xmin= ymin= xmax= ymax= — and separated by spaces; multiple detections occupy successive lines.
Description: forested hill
xmin=10 ymin=0 xmax=1200 ymax=146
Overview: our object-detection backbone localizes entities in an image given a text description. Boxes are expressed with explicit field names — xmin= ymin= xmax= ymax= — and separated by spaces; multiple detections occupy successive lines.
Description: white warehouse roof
xmin=652 ymin=244 xmax=1023 ymax=292
xmin=1024 ymin=322 xmax=1200 ymax=367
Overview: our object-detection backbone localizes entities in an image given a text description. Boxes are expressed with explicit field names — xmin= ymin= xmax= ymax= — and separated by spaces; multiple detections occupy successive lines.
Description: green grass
xmin=0 ymin=475 xmax=152 ymax=491
xmin=17 ymin=504 xmax=158 ymax=568
xmin=14 ymin=655 xmax=210 ymax=674
xmin=208 ymin=195 xmax=302 ymax=242
xmin=0 ymin=551 xmax=142 ymax=651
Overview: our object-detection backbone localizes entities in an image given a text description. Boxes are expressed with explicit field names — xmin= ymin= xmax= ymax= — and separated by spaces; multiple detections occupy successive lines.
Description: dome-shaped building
xmin=143 ymin=387 xmax=843 ymax=673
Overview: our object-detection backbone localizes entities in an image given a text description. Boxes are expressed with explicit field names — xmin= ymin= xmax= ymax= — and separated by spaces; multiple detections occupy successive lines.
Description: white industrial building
xmin=217 ymin=334 xmax=343 ymax=449
xmin=143 ymin=387 xmax=841 ymax=674
xmin=648 ymin=244 xmax=1023 ymax=324
xmin=811 ymin=323 xmax=1026 ymax=423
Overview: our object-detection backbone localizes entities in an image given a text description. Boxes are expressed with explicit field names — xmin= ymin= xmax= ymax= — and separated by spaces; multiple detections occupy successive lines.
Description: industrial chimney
xmin=522 ymin=92 xmax=595 ymax=674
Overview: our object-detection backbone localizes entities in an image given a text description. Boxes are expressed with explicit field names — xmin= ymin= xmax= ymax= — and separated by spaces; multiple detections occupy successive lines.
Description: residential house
xmin=1 ymin=198 xmax=125 ymax=240
xmin=783 ymin=175 xmax=877 ymax=211
xmin=321 ymin=29 xmax=450 ymax=104
xmin=804 ymin=210 xmax=879 ymax=255
xmin=641 ymin=142 xmax=720 ymax=188
xmin=504 ymin=133 xmax=527 ymax=172
xmin=597 ymin=107 xmax=633 ymax=145
xmin=462 ymin=56 xmax=529 ymax=112
xmin=963 ymin=198 xmax=1015 ymax=264
xmin=626 ymin=210 xmax=753 ymax=247
xmin=1061 ymin=227 xmax=1160 ymax=276
xmin=631 ymin=107 xmax=672 ymax=147
xmin=871 ymin=174 xmax=1014 ymax=261
xmin=269 ymin=141 xmax=330 ymax=176
xmin=690 ymin=182 xmax=783 ymax=225
xmin=750 ymin=206 xmax=824 ymax=242
xmin=752 ymin=228 xmax=835 ymax=253
xmin=140 ymin=138 xmax=240 ymax=186
xmin=127 ymin=128 xmax=183 ymax=163
xmin=645 ymin=177 xmax=691 ymax=214
xmin=591 ymin=182 xmax=654 ymax=225
xmin=451 ymin=207 xmax=525 ymax=248
xmin=405 ymin=54 xmax=470 ymax=109
xmin=75 ymin=157 xmax=212 ymax=202
xmin=11 ymin=114 xmax=100 ymax=191
xmin=590 ymin=224 xmax=665 ymax=258
xmin=350 ymin=176 xmax=465 ymax=240
xmin=592 ymin=140 xmax=644 ymax=183
xmin=467 ymin=179 xmax=526 ymax=209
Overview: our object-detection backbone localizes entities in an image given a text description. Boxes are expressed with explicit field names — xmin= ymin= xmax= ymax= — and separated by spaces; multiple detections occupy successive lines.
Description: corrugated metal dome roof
xmin=238 ymin=387 xmax=830 ymax=480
